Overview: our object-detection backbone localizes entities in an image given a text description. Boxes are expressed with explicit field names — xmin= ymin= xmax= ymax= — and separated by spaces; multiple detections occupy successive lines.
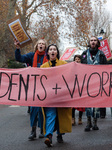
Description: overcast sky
xmin=65 ymin=1 xmax=112 ymax=48
xmin=105 ymin=0 xmax=112 ymax=16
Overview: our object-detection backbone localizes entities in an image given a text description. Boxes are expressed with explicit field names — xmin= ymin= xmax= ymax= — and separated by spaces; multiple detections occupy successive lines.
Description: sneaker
xmin=57 ymin=134 xmax=63 ymax=143
xmin=44 ymin=137 xmax=53 ymax=147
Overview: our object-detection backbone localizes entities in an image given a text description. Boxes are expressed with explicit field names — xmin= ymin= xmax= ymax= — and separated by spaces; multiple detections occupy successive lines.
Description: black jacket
xmin=81 ymin=49 xmax=107 ymax=64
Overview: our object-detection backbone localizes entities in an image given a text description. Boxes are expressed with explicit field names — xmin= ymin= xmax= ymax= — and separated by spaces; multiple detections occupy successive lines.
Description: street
xmin=0 ymin=105 xmax=112 ymax=150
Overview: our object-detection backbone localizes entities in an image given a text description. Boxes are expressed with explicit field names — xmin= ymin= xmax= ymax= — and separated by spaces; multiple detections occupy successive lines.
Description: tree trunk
xmin=1 ymin=0 xmax=17 ymax=67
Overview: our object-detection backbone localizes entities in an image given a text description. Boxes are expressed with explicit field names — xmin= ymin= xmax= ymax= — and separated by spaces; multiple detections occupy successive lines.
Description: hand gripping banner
xmin=0 ymin=62 xmax=112 ymax=107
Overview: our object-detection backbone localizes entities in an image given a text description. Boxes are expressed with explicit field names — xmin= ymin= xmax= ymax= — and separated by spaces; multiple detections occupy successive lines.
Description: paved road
xmin=0 ymin=105 xmax=112 ymax=150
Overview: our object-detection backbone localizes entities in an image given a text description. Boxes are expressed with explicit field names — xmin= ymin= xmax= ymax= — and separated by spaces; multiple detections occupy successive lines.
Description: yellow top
xmin=40 ymin=58 xmax=67 ymax=68
xmin=41 ymin=58 xmax=72 ymax=134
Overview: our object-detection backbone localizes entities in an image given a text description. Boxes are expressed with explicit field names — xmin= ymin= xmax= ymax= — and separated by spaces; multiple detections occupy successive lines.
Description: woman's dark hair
xmin=46 ymin=44 xmax=60 ymax=60
xmin=73 ymin=55 xmax=81 ymax=61
xmin=88 ymin=36 xmax=100 ymax=48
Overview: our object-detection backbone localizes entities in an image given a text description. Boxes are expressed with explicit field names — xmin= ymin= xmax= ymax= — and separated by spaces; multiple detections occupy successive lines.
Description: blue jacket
xmin=15 ymin=49 xmax=45 ymax=67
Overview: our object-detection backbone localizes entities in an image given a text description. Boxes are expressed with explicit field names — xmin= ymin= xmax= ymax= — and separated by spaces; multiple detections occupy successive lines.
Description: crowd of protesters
xmin=14 ymin=36 xmax=108 ymax=147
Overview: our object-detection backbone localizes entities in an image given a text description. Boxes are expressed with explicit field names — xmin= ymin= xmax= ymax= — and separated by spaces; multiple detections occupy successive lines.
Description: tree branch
xmin=15 ymin=3 xmax=22 ymax=16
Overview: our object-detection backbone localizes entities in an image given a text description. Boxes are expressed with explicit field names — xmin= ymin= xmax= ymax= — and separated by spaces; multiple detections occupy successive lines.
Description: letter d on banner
xmin=0 ymin=72 xmax=10 ymax=98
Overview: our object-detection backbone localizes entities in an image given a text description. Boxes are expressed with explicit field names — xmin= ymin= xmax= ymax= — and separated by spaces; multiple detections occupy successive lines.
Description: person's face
xmin=48 ymin=45 xmax=58 ymax=61
xmin=75 ymin=57 xmax=81 ymax=63
xmin=37 ymin=40 xmax=46 ymax=52
xmin=90 ymin=37 xmax=98 ymax=49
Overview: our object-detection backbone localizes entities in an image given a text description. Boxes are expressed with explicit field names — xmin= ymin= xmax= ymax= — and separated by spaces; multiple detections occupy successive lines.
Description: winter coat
xmin=15 ymin=49 xmax=45 ymax=67
xmin=40 ymin=59 xmax=72 ymax=133
xmin=81 ymin=49 xmax=107 ymax=64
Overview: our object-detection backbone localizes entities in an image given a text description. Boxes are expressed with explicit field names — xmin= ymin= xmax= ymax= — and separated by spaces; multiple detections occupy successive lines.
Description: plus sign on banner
xmin=99 ymin=38 xmax=112 ymax=60
xmin=60 ymin=47 xmax=78 ymax=60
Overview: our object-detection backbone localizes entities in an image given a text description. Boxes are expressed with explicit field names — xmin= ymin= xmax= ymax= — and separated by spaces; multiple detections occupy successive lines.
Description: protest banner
xmin=60 ymin=47 xmax=78 ymax=60
xmin=99 ymin=38 xmax=112 ymax=60
xmin=7 ymin=15 xmax=32 ymax=47
xmin=0 ymin=63 xmax=112 ymax=107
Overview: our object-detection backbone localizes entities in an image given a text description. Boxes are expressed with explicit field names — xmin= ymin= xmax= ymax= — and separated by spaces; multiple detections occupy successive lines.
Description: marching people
xmin=72 ymin=55 xmax=85 ymax=125
xmin=81 ymin=36 xmax=107 ymax=131
xmin=14 ymin=38 xmax=48 ymax=140
xmin=40 ymin=44 xmax=72 ymax=147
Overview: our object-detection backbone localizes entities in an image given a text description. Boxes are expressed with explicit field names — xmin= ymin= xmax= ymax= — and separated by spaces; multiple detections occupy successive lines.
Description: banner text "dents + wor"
xmin=0 ymin=62 xmax=112 ymax=107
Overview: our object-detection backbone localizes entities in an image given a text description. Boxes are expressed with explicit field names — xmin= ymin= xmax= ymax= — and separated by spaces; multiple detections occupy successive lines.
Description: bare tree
xmin=0 ymin=0 xmax=60 ymax=67
xmin=68 ymin=0 xmax=93 ymax=50
xmin=0 ymin=0 xmax=109 ymax=67
xmin=91 ymin=0 xmax=110 ymax=36
xmin=63 ymin=0 xmax=109 ymax=50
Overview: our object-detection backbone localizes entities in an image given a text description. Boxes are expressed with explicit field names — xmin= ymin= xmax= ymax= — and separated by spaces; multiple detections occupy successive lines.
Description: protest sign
xmin=7 ymin=15 xmax=32 ymax=47
xmin=60 ymin=47 xmax=78 ymax=60
xmin=98 ymin=36 xmax=103 ymax=40
xmin=0 ymin=63 xmax=112 ymax=107
xmin=99 ymin=38 xmax=112 ymax=60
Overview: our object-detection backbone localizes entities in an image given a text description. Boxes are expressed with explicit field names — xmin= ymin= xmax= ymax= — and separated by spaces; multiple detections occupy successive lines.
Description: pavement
xmin=0 ymin=105 xmax=112 ymax=150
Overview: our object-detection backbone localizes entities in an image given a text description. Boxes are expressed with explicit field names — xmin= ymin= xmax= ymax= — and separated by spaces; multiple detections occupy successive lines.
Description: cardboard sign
xmin=7 ymin=15 xmax=32 ymax=47
xmin=60 ymin=47 xmax=78 ymax=60
xmin=99 ymin=38 xmax=112 ymax=60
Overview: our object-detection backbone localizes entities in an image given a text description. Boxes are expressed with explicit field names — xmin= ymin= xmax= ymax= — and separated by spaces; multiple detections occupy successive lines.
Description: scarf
xmin=89 ymin=48 xmax=98 ymax=55
xmin=51 ymin=60 xmax=56 ymax=67
xmin=32 ymin=50 xmax=48 ymax=67
xmin=87 ymin=49 xmax=100 ymax=65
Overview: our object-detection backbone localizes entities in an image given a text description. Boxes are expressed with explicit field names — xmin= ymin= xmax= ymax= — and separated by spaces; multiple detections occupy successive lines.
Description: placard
xmin=99 ymin=38 xmax=112 ymax=60
xmin=60 ymin=47 xmax=78 ymax=60
xmin=7 ymin=15 xmax=32 ymax=47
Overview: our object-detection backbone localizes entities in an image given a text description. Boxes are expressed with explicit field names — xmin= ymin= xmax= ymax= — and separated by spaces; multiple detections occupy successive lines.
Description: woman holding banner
xmin=40 ymin=44 xmax=72 ymax=147
xmin=14 ymin=38 xmax=48 ymax=140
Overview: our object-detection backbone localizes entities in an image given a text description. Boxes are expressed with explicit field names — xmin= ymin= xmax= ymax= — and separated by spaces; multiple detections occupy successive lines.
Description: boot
xmin=85 ymin=116 xmax=92 ymax=132
xmin=39 ymin=128 xmax=44 ymax=138
xmin=27 ymin=106 xmax=30 ymax=114
xmin=57 ymin=134 xmax=63 ymax=143
xmin=78 ymin=117 xmax=82 ymax=125
xmin=110 ymin=108 xmax=112 ymax=117
xmin=72 ymin=118 xmax=76 ymax=126
xmin=28 ymin=126 xmax=36 ymax=140
xmin=44 ymin=134 xmax=53 ymax=147
xmin=92 ymin=118 xmax=99 ymax=130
